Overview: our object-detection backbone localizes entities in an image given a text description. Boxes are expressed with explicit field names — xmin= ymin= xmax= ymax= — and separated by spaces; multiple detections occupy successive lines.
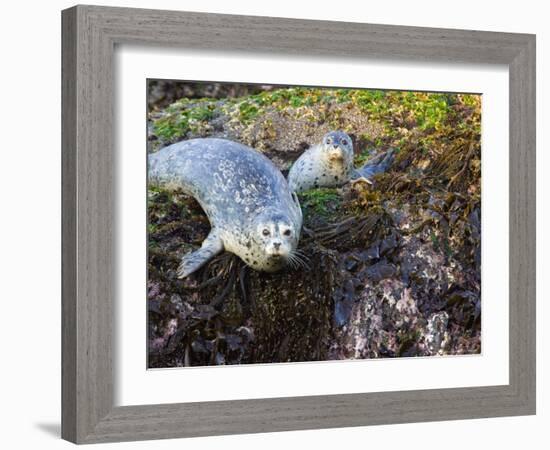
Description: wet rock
xmin=425 ymin=312 xmax=450 ymax=355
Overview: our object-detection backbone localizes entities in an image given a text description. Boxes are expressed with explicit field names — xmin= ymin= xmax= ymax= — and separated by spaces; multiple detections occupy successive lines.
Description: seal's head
xmin=321 ymin=131 xmax=354 ymax=164
xmin=248 ymin=210 xmax=300 ymax=272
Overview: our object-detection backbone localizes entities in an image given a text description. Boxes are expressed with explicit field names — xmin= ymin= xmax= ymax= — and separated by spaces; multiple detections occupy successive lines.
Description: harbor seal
xmin=287 ymin=131 xmax=355 ymax=193
xmin=149 ymin=138 xmax=303 ymax=278
xmin=287 ymin=131 xmax=395 ymax=192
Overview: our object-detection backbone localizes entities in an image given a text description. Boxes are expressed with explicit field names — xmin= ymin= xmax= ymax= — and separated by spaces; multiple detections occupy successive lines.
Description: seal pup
xmin=287 ymin=131 xmax=354 ymax=193
xmin=149 ymin=138 xmax=303 ymax=278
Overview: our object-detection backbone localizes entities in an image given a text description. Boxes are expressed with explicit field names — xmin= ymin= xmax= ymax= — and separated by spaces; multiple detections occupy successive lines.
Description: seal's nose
xmin=333 ymin=144 xmax=339 ymax=149
xmin=273 ymin=242 xmax=281 ymax=250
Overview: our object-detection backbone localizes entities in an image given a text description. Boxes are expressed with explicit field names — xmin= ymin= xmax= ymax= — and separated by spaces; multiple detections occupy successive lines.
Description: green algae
xmin=299 ymin=188 xmax=341 ymax=217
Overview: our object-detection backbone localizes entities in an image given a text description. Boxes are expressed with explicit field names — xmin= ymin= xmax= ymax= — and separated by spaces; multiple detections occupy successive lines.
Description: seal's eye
xmin=262 ymin=229 xmax=270 ymax=236
xmin=342 ymin=139 xmax=348 ymax=146
xmin=326 ymin=137 xmax=332 ymax=144
xmin=283 ymin=229 xmax=291 ymax=237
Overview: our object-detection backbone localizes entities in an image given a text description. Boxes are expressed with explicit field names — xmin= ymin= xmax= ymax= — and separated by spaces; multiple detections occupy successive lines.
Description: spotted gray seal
xmin=287 ymin=131 xmax=355 ymax=193
xmin=149 ymin=138 xmax=303 ymax=278
xmin=287 ymin=131 xmax=395 ymax=192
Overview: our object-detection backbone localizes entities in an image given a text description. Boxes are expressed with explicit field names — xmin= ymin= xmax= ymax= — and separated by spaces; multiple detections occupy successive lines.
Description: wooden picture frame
xmin=61 ymin=5 xmax=536 ymax=444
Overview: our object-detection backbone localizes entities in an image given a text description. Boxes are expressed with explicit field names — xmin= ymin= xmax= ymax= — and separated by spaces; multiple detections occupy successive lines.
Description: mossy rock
xmin=147 ymin=87 xmax=482 ymax=367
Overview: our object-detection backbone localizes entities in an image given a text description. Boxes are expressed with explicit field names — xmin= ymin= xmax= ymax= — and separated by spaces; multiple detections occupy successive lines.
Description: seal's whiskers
xmin=288 ymin=251 xmax=310 ymax=270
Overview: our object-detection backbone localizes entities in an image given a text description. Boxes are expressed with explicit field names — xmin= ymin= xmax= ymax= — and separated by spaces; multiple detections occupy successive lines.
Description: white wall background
xmin=0 ymin=0 xmax=546 ymax=448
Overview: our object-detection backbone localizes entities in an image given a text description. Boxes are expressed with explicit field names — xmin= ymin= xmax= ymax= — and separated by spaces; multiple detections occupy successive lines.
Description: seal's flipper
xmin=350 ymin=175 xmax=373 ymax=186
xmin=352 ymin=148 xmax=396 ymax=184
xmin=177 ymin=230 xmax=224 ymax=279
xmin=350 ymin=167 xmax=373 ymax=184
xmin=363 ymin=148 xmax=395 ymax=173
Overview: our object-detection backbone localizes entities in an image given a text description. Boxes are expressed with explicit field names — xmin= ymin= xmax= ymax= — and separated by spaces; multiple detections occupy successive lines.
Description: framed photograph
xmin=62 ymin=5 xmax=536 ymax=444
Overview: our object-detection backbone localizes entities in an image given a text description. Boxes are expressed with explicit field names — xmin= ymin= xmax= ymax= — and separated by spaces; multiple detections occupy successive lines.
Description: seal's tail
xmin=353 ymin=148 xmax=396 ymax=182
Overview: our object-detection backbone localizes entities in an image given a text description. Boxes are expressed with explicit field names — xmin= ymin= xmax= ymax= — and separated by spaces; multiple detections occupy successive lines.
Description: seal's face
xmin=249 ymin=212 xmax=299 ymax=272
xmin=321 ymin=131 xmax=354 ymax=164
